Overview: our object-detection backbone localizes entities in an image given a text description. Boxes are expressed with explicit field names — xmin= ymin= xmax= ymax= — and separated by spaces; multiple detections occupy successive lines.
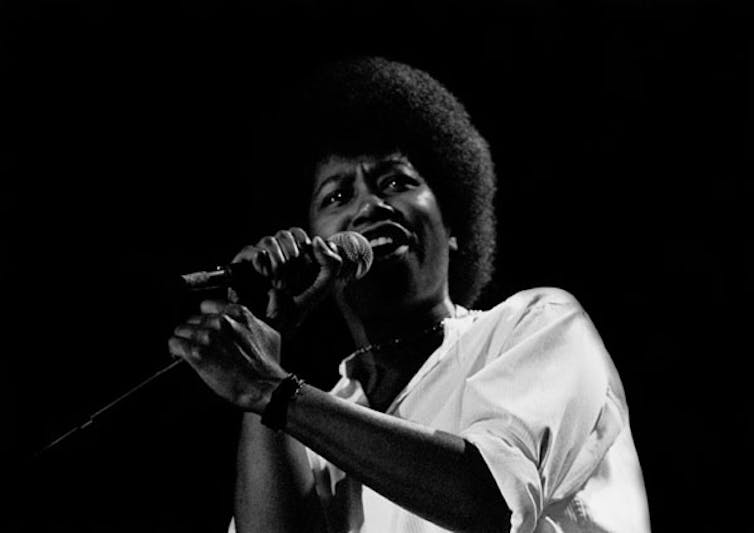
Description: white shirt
xmin=305 ymin=288 xmax=650 ymax=532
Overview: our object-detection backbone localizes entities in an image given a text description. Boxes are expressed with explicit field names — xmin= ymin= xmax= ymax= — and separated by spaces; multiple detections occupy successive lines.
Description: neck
xmin=338 ymin=294 xmax=456 ymax=350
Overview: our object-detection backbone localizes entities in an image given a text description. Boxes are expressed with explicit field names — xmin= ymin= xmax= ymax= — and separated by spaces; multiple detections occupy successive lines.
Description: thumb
xmin=293 ymin=236 xmax=343 ymax=311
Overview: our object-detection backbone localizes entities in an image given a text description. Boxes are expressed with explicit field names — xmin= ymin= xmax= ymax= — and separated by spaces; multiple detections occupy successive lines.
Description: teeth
xmin=369 ymin=236 xmax=394 ymax=248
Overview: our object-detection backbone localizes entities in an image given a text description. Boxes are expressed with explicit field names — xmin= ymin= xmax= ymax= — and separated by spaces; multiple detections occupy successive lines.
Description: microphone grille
xmin=329 ymin=231 xmax=373 ymax=280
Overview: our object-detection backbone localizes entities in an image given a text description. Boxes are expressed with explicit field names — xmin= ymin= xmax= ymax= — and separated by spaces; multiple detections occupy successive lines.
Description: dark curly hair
xmin=273 ymin=57 xmax=497 ymax=307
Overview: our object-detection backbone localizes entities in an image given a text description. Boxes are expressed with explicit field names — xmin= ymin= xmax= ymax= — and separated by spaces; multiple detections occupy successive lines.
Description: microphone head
xmin=329 ymin=231 xmax=373 ymax=281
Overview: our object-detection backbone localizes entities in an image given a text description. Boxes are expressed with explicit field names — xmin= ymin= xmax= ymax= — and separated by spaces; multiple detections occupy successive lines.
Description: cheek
xmin=414 ymin=190 xmax=448 ymax=235
xmin=308 ymin=211 xmax=339 ymax=239
xmin=307 ymin=201 xmax=330 ymax=236
xmin=414 ymin=189 xmax=434 ymax=209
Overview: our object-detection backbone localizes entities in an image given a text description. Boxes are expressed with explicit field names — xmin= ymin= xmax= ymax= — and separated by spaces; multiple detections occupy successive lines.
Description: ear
xmin=448 ymin=235 xmax=458 ymax=252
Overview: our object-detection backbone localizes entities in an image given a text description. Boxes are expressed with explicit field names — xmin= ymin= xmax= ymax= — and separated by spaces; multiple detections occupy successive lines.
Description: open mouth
xmin=360 ymin=223 xmax=413 ymax=258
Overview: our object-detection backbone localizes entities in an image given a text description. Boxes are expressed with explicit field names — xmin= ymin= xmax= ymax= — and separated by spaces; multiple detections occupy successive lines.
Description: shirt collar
xmin=336 ymin=305 xmax=478 ymax=411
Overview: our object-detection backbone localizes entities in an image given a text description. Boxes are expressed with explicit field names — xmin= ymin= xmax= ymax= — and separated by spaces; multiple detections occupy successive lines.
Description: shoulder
xmin=479 ymin=287 xmax=585 ymax=337
xmin=459 ymin=287 xmax=602 ymax=367
xmin=497 ymin=286 xmax=582 ymax=313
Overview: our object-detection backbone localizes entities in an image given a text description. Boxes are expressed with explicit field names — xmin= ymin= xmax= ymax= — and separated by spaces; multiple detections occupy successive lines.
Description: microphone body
xmin=33 ymin=234 xmax=371 ymax=459
xmin=179 ymin=231 xmax=372 ymax=293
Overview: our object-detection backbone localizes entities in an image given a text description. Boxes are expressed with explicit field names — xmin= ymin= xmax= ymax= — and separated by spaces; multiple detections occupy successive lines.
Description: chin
xmin=340 ymin=266 xmax=421 ymax=312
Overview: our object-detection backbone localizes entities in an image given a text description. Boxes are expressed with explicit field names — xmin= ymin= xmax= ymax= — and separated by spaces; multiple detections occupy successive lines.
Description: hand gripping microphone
xmin=32 ymin=232 xmax=372 ymax=460
xmin=179 ymin=231 xmax=373 ymax=293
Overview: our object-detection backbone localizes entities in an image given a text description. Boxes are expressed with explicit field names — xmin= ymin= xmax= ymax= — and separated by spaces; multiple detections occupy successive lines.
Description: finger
xmin=289 ymin=227 xmax=312 ymax=251
xmin=176 ymin=310 xmax=228 ymax=337
xmin=312 ymin=235 xmax=342 ymax=272
xmin=173 ymin=323 xmax=212 ymax=345
xmin=199 ymin=299 xmax=256 ymax=327
xmin=227 ymin=286 xmax=240 ymax=303
xmin=199 ymin=299 xmax=230 ymax=314
xmin=220 ymin=312 xmax=277 ymax=364
xmin=186 ymin=314 xmax=203 ymax=325
xmin=293 ymin=236 xmax=342 ymax=308
xmin=199 ymin=300 xmax=247 ymax=321
xmin=168 ymin=332 xmax=237 ymax=368
xmin=283 ymin=227 xmax=317 ymax=295
xmin=168 ymin=315 xmax=244 ymax=362
xmin=219 ymin=314 xmax=251 ymax=351
xmin=274 ymin=230 xmax=301 ymax=261
xmin=253 ymin=248 xmax=272 ymax=278
xmin=222 ymin=303 xmax=256 ymax=326
xmin=265 ymin=286 xmax=301 ymax=322
xmin=168 ymin=336 xmax=201 ymax=361
xmin=271 ymin=231 xmax=303 ymax=291
xmin=231 ymin=244 xmax=258 ymax=265
xmin=231 ymin=244 xmax=272 ymax=278
xmin=257 ymin=236 xmax=286 ymax=269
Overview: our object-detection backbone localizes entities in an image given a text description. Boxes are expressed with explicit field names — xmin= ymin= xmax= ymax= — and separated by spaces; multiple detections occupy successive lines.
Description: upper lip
xmin=358 ymin=222 xmax=413 ymax=246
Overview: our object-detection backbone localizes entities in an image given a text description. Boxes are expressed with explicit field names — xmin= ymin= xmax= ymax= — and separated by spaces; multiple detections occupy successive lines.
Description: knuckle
xmin=290 ymin=228 xmax=312 ymax=250
xmin=168 ymin=337 xmax=182 ymax=352
xmin=224 ymin=312 xmax=240 ymax=328
xmin=227 ymin=287 xmax=240 ymax=303
xmin=199 ymin=300 xmax=221 ymax=314
xmin=219 ymin=313 xmax=237 ymax=329
xmin=289 ymin=227 xmax=309 ymax=241
xmin=194 ymin=328 xmax=210 ymax=345
xmin=252 ymin=248 xmax=272 ymax=275
xmin=277 ymin=232 xmax=298 ymax=258
xmin=204 ymin=316 xmax=222 ymax=331
xmin=232 ymin=245 xmax=258 ymax=264
xmin=189 ymin=344 xmax=203 ymax=360
xmin=238 ymin=305 xmax=255 ymax=323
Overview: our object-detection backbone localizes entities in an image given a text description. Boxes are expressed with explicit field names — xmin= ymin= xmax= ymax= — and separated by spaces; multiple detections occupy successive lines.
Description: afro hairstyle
xmin=271 ymin=56 xmax=497 ymax=307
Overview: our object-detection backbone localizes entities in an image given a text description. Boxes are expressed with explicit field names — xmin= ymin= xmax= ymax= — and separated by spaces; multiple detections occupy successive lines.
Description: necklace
xmin=349 ymin=319 xmax=447 ymax=358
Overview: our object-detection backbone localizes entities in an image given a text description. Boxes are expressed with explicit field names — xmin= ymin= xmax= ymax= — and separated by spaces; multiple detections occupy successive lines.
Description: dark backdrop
xmin=2 ymin=1 xmax=750 ymax=531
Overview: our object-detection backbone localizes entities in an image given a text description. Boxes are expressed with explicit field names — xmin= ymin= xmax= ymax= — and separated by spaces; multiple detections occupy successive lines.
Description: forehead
xmin=313 ymin=152 xmax=411 ymax=185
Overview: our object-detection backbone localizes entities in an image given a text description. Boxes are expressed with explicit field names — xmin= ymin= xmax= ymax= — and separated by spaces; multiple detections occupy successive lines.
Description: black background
xmin=1 ymin=1 xmax=750 ymax=531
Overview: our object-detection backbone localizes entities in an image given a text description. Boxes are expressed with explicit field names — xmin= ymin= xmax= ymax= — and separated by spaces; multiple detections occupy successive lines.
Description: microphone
xmin=31 ymin=232 xmax=371 ymax=460
xmin=179 ymin=231 xmax=373 ymax=293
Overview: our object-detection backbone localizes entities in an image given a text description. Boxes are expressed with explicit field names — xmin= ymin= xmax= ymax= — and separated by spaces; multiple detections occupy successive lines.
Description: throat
xmin=343 ymin=297 xmax=455 ymax=350
xmin=349 ymin=320 xmax=446 ymax=412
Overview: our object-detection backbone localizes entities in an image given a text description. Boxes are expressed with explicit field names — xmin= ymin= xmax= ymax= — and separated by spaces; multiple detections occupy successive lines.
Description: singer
xmin=169 ymin=58 xmax=650 ymax=532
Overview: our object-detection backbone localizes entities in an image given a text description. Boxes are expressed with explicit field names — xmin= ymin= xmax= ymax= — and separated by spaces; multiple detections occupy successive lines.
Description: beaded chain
xmin=348 ymin=319 xmax=447 ymax=358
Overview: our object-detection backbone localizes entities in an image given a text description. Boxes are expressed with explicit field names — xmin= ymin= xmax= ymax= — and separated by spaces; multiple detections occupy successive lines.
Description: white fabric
xmin=306 ymin=288 xmax=650 ymax=532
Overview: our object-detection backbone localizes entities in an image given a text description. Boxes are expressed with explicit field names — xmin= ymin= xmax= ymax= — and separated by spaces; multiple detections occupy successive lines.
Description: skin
xmin=308 ymin=153 xmax=457 ymax=347
xmin=168 ymin=153 xmax=511 ymax=532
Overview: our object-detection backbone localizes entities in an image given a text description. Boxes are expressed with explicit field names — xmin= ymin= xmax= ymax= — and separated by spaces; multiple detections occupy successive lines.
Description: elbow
xmin=433 ymin=489 xmax=510 ymax=533
xmin=452 ymin=442 xmax=512 ymax=532
xmin=454 ymin=504 xmax=511 ymax=533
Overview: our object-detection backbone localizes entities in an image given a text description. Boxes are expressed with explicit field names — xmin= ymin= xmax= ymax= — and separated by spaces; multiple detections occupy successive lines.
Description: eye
xmin=320 ymin=188 xmax=350 ymax=208
xmin=380 ymin=174 xmax=418 ymax=193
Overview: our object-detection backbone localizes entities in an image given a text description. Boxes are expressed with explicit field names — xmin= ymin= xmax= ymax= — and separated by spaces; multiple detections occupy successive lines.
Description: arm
xmin=170 ymin=300 xmax=511 ymax=533
xmin=170 ymin=229 xmax=510 ymax=531
xmin=285 ymin=382 xmax=511 ymax=532
xmin=233 ymin=412 xmax=327 ymax=533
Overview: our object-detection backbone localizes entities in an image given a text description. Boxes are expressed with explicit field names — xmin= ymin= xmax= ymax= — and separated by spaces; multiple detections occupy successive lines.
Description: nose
xmin=351 ymin=191 xmax=394 ymax=229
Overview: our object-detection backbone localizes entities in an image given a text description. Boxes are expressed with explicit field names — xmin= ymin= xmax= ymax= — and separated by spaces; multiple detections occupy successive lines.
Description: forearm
xmin=234 ymin=412 xmax=326 ymax=533
xmin=284 ymin=384 xmax=511 ymax=532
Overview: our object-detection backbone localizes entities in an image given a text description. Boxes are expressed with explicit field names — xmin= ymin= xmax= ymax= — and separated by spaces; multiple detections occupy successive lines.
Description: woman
xmin=169 ymin=57 xmax=650 ymax=532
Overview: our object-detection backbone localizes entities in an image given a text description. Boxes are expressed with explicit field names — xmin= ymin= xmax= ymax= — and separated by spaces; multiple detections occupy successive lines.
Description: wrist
xmin=260 ymin=373 xmax=306 ymax=431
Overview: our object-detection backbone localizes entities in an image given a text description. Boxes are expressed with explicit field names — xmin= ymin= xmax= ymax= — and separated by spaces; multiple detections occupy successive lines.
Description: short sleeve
xmin=459 ymin=292 xmax=625 ymax=532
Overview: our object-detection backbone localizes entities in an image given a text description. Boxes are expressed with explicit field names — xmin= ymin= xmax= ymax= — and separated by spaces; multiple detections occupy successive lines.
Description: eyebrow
xmin=312 ymin=172 xmax=352 ymax=199
xmin=369 ymin=158 xmax=416 ymax=178
xmin=312 ymin=157 xmax=417 ymax=198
